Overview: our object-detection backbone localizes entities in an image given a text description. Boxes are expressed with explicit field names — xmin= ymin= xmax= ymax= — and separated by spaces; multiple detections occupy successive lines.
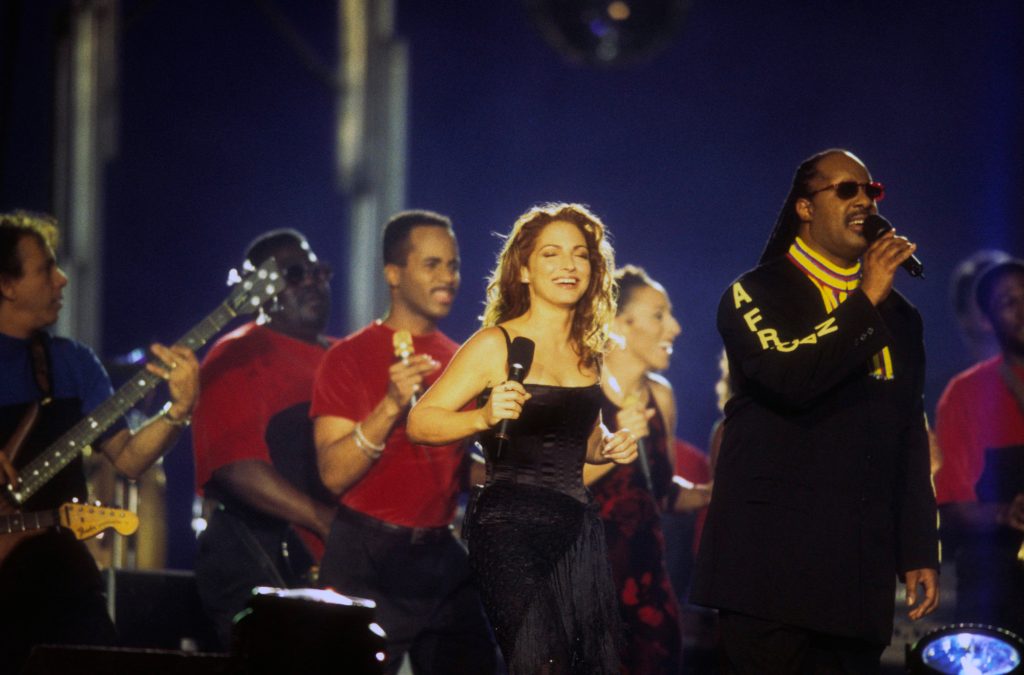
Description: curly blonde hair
xmin=482 ymin=203 xmax=617 ymax=370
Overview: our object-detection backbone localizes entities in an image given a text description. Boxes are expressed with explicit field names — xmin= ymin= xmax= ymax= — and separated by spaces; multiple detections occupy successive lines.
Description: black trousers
xmin=0 ymin=532 xmax=117 ymax=674
xmin=718 ymin=611 xmax=886 ymax=675
xmin=194 ymin=505 xmax=315 ymax=649
xmin=319 ymin=507 xmax=499 ymax=675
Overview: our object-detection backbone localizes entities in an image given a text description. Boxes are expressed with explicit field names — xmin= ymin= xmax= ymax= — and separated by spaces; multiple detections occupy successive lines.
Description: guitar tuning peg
xmin=226 ymin=268 xmax=242 ymax=287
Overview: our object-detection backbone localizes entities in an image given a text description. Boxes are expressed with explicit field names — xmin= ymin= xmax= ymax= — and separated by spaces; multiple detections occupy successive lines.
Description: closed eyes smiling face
xmin=522 ymin=220 xmax=591 ymax=306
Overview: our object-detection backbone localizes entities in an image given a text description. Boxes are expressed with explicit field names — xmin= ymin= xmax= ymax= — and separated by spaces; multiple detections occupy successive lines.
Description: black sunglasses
xmin=808 ymin=180 xmax=885 ymax=202
xmin=282 ymin=262 xmax=333 ymax=285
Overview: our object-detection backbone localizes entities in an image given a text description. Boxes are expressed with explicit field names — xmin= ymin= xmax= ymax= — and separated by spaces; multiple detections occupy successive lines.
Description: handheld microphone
xmin=495 ymin=337 xmax=535 ymax=452
xmin=622 ymin=392 xmax=656 ymax=500
xmin=392 ymin=330 xmax=417 ymax=405
xmin=862 ymin=214 xmax=925 ymax=279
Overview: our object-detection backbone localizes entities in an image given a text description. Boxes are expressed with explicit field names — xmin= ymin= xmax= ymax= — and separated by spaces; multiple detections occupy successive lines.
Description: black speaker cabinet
xmin=23 ymin=645 xmax=234 ymax=675
xmin=103 ymin=568 xmax=220 ymax=653
xmin=234 ymin=587 xmax=386 ymax=675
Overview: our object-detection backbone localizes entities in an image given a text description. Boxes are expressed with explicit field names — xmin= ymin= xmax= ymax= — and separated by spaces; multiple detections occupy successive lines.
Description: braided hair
xmin=758 ymin=148 xmax=846 ymax=265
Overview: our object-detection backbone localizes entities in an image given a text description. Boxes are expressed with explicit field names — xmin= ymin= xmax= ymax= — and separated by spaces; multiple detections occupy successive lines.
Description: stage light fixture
xmin=524 ymin=0 xmax=691 ymax=67
xmin=234 ymin=587 xmax=387 ymax=674
xmin=907 ymin=623 xmax=1024 ymax=675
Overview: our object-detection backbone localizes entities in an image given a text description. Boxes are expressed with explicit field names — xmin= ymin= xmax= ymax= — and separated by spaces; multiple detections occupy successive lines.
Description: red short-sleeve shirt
xmin=310 ymin=321 xmax=464 ymax=528
xmin=934 ymin=356 xmax=1024 ymax=504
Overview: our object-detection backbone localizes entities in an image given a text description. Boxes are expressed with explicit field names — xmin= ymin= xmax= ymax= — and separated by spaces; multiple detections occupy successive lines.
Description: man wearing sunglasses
xmin=311 ymin=211 xmax=497 ymax=674
xmin=191 ymin=229 xmax=339 ymax=648
xmin=693 ymin=149 xmax=939 ymax=674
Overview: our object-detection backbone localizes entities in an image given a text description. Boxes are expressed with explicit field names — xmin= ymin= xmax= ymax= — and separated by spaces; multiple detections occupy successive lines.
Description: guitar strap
xmin=2 ymin=333 xmax=55 ymax=466
xmin=28 ymin=331 xmax=54 ymax=405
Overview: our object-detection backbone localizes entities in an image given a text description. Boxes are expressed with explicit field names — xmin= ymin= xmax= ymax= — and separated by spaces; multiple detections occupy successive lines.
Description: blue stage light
xmin=908 ymin=624 xmax=1024 ymax=675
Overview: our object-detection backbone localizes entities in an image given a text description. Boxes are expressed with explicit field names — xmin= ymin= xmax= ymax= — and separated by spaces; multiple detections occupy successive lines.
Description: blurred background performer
xmin=408 ymin=203 xmax=638 ymax=675
xmin=691 ymin=150 xmax=939 ymax=675
xmin=948 ymin=249 xmax=1013 ymax=367
xmin=583 ymin=264 xmax=708 ymax=675
xmin=190 ymin=229 xmax=338 ymax=648
xmin=0 ymin=211 xmax=198 ymax=671
xmin=311 ymin=211 xmax=497 ymax=674
xmin=934 ymin=257 xmax=1024 ymax=638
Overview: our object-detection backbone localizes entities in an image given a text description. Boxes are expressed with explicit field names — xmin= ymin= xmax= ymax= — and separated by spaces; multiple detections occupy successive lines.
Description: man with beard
xmin=0 ymin=211 xmax=198 ymax=670
xmin=692 ymin=150 xmax=939 ymax=674
xmin=191 ymin=229 xmax=338 ymax=647
xmin=935 ymin=258 xmax=1024 ymax=637
xmin=311 ymin=211 xmax=496 ymax=674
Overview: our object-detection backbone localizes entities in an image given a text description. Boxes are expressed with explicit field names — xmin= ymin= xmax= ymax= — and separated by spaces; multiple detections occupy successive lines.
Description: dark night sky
xmin=2 ymin=0 xmax=1022 ymax=567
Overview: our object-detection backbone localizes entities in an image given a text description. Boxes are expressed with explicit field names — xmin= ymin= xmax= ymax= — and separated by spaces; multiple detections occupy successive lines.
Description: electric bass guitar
xmin=2 ymin=258 xmax=284 ymax=508
xmin=0 ymin=501 xmax=139 ymax=563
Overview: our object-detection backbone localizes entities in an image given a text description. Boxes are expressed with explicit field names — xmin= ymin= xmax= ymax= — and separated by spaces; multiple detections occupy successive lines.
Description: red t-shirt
xmin=675 ymin=438 xmax=711 ymax=555
xmin=934 ymin=356 xmax=1024 ymax=504
xmin=309 ymin=321 xmax=463 ymax=528
xmin=192 ymin=322 xmax=331 ymax=557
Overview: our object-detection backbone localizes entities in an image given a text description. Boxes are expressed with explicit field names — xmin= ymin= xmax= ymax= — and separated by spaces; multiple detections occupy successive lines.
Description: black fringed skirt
xmin=466 ymin=481 xmax=622 ymax=675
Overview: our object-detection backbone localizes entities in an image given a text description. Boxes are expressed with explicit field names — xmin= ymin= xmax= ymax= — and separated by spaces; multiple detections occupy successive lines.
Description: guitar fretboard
xmin=5 ymin=302 xmax=239 ymax=506
xmin=0 ymin=508 xmax=58 ymax=534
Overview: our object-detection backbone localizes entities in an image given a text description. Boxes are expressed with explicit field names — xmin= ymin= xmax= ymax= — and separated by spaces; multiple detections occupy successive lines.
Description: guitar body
xmin=1 ymin=398 xmax=92 ymax=507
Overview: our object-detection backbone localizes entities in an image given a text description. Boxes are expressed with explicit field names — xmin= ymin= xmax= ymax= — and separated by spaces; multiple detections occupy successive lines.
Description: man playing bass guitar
xmin=0 ymin=211 xmax=199 ymax=671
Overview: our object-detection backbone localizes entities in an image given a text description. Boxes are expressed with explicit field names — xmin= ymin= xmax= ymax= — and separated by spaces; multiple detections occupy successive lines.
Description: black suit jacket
xmin=691 ymin=257 xmax=938 ymax=644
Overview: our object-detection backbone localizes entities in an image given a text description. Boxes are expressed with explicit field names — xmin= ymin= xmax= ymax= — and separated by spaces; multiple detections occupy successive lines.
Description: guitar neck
xmin=0 ymin=508 xmax=58 ymax=535
xmin=5 ymin=301 xmax=239 ymax=506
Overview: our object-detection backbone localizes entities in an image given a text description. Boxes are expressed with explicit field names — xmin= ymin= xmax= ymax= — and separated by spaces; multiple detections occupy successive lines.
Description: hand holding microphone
xmin=388 ymin=329 xmax=439 ymax=409
xmin=861 ymin=214 xmax=924 ymax=305
xmin=492 ymin=337 xmax=535 ymax=456
xmin=619 ymin=394 xmax=656 ymax=495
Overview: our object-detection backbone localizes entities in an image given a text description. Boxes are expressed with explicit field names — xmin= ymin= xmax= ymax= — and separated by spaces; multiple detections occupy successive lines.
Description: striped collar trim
xmin=787 ymin=237 xmax=861 ymax=291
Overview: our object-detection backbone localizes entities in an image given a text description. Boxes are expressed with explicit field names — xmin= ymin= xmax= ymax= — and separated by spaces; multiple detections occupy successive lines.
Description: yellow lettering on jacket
xmin=733 ymin=282 xmax=753 ymax=308
xmin=777 ymin=339 xmax=801 ymax=352
xmin=743 ymin=307 xmax=763 ymax=332
xmin=815 ymin=317 xmax=838 ymax=336
xmin=757 ymin=328 xmax=781 ymax=350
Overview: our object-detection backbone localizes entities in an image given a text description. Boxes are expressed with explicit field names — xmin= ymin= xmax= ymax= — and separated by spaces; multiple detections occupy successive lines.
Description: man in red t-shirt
xmin=311 ymin=211 xmax=496 ymax=674
xmin=935 ymin=257 xmax=1024 ymax=636
xmin=191 ymin=229 xmax=338 ymax=647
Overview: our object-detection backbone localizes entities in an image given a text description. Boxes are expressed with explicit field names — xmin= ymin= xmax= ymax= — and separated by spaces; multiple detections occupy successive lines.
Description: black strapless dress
xmin=466 ymin=383 xmax=622 ymax=675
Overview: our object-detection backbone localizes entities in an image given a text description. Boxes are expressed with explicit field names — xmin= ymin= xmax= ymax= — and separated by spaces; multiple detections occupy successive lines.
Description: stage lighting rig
xmin=525 ymin=0 xmax=691 ymax=67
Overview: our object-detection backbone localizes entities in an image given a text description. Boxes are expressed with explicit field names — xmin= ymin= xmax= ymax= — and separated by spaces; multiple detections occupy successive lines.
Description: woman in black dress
xmin=408 ymin=203 xmax=638 ymax=674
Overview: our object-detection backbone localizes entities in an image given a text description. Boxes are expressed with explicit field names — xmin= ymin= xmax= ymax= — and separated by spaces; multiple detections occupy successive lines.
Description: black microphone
xmin=495 ymin=337 xmax=535 ymax=452
xmin=862 ymin=214 xmax=925 ymax=279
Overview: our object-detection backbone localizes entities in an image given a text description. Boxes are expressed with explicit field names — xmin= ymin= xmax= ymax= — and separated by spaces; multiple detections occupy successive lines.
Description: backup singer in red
xmin=935 ymin=257 xmax=1024 ymax=637
xmin=311 ymin=211 xmax=497 ymax=674
xmin=191 ymin=229 xmax=339 ymax=647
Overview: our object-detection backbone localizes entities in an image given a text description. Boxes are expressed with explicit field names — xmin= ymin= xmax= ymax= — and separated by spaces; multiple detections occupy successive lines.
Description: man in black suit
xmin=692 ymin=149 xmax=939 ymax=674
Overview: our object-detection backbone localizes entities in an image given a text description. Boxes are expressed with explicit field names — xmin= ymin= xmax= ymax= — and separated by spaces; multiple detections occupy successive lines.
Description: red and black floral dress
xmin=593 ymin=391 xmax=683 ymax=675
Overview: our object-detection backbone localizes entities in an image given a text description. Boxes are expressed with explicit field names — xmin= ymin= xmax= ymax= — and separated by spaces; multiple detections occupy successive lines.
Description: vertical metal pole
xmin=53 ymin=0 xmax=119 ymax=349
xmin=337 ymin=0 xmax=408 ymax=332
